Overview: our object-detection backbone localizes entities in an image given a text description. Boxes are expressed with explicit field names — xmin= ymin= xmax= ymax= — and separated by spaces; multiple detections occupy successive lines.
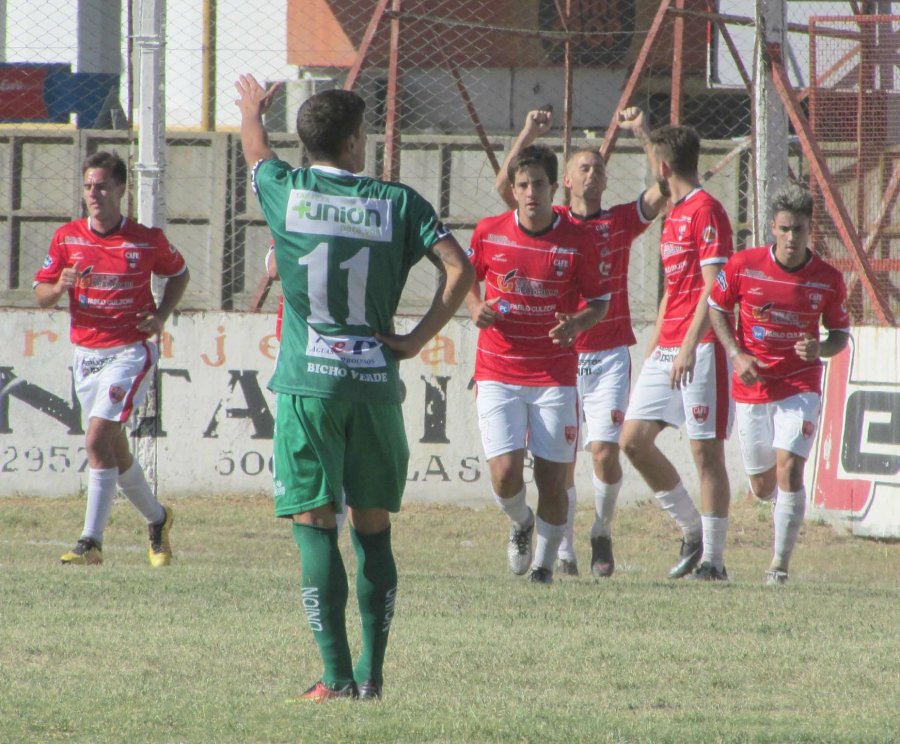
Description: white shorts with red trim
xmin=73 ymin=341 xmax=158 ymax=423
xmin=577 ymin=345 xmax=631 ymax=447
xmin=625 ymin=342 xmax=733 ymax=440
xmin=735 ymin=392 xmax=821 ymax=474
xmin=475 ymin=381 xmax=579 ymax=463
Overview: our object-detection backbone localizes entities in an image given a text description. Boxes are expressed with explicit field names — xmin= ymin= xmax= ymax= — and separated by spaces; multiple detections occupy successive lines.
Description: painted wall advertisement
xmin=2 ymin=310 xmax=898 ymax=536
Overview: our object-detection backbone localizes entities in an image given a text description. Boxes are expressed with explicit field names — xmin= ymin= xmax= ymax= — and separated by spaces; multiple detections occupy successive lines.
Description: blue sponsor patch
xmin=751 ymin=325 xmax=766 ymax=341
xmin=498 ymin=299 xmax=511 ymax=314
xmin=715 ymin=270 xmax=727 ymax=291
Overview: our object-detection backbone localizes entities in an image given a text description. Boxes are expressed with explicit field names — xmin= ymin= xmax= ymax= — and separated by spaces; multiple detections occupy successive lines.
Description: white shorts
xmin=736 ymin=392 xmax=822 ymax=474
xmin=577 ymin=346 xmax=631 ymax=447
xmin=476 ymin=381 xmax=579 ymax=463
xmin=625 ymin=342 xmax=733 ymax=440
xmin=74 ymin=341 xmax=159 ymax=423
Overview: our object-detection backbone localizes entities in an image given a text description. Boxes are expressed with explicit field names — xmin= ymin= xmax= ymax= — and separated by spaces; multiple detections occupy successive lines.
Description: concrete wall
xmin=3 ymin=308 xmax=897 ymax=536
xmin=0 ymin=129 xmax=750 ymax=323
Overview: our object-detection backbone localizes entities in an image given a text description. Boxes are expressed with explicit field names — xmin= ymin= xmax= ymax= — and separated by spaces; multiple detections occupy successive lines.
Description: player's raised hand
xmin=617 ymin=106 xmax=646 ymax=132
xmin=470 ymin=296 xmax=501 ymax=328
xmin=234 ymin=74 xmax=279 ymax=118
xmin=522 ymin=108 xmax=553 ymax=139
xmin=794 ymin=334 xmax=820 ymax=361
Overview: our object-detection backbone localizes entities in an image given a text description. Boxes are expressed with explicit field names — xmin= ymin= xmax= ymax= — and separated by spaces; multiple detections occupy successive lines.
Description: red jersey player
xmin=494 ymin=107 xmax=666 ymax=579
xmin=33 ymin=151 xmax=190 ymax=567
xmin=468 ymin=143 xmax=609 ymax=584
xmin=708 ymin=183 xmax=849 ymax=585
xmin=619 ymin=125 xmax=735 ymax=581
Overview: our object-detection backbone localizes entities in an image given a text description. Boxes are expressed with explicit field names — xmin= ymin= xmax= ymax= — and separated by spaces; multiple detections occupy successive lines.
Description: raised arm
xmin=617 ymin=107 xmax=666 ymax=220
xmin=495 ymin=109 xmax=553 ymax=209
xmin=235 ymin=74 xmax=280 ymax=166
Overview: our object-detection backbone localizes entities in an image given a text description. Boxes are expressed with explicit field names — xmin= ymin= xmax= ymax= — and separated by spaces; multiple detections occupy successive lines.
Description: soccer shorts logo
xmin=109 ymin=385 xmax=127 ymax=403
xmin=692 ymin=405 xmax=709 ymax=423
xmin=565 ymin=426 xmax=577 ymax=444
xmin=611 ymin=409 xmax=625 ymax=426
xmin=802 ymin=420 xmax=816 ymax=439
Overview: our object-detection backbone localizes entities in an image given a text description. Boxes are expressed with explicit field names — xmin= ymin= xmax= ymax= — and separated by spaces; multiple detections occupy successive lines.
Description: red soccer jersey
xmin=34 ymin=217 xmax=187 ymax=348
xmin=658 ymin=188 xmax=733 ymax=346
xmin=708 ymin=245 xmax=849 ymax=403
xmin=559 ymin=198 xmax=651 ymax=353
xmin=468 ymin=211 xmax=609 ymax=386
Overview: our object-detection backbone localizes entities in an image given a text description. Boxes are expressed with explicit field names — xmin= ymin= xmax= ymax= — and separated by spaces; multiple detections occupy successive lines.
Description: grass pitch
xmin=1 ymin=495 xmax=898 ymax=743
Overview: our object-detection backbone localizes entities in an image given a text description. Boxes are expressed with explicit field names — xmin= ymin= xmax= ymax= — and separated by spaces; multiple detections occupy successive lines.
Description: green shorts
xmin=272 ymin=393 xmax=409 ymax=518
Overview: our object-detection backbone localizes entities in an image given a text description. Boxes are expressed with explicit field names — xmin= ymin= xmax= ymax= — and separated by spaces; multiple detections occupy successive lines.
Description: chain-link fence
xmin=1 ymin=1 xmax=897 ymax=325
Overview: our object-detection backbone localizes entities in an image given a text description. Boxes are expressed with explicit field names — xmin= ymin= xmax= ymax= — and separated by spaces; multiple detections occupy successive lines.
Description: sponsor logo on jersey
xmin=493 ymin=253 xmax=507 ymax=263
xmin=692 ymin=405 xmax=709 ymax=423
xmin=286 ymin=190 xmax=393 ymax=242
xmin=715 ymin=270 xmax=727 ymax=291
xmin=598 ymin=260 xmax=611 ymax=276
xmin=306 ymin=332 xmax=387 ymax=369
xmin=497 ymin=299 xmax=511 ymax=314
xmin=702 ymin=225 xmax=717 ymax=243
xmin=465 ymin=247 xmax=474 ymax=257
xmin=769 ymin=308 xmax=801 ymax=326
xmin=108 ymin=385 xmax=127 ymax=403
xmin=41 ymin=255 xmax=53 ymax=269
xmin=752 ymin=325 xmax=766 ymax=341
xmin=497 ymin=269 xmax=556 ymax=298
xmin=751 ymin=303 xmax=773 ymax=321
xmin=661 ymin=242 xmax=683 ymax=258
xmin=802 ymin=420 xmax=816 ymax=439
xmin=435 ymin=221 xmax=452 ymax=240
xmin=88 ymin=275 xmax=133 ymax=290
xmin=565 ymin=426 xmax=577 ymax=444
xmin=611 ymin=409 xmax=624 ymax=426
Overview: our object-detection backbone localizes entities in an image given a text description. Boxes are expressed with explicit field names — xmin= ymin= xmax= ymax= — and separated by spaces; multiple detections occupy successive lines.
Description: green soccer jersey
xmin=253 ymin=159 xmax=449 ymax=403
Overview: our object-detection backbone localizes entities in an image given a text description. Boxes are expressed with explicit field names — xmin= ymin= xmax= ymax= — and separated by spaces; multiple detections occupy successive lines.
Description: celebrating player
xmin=619 ymin=125 xmax=735 ymax=581
xmin=495 ymin=107 xmax=666 ymax=577
xmin=708 ymin=183 xmax=849 ymax=585
xmin=34 ymin=151 xmax=190 ymax=567
xmin=236 ymin=76 xmax=472 ymax=701
xmin=469 ymin=143 xmax=610 ymax=585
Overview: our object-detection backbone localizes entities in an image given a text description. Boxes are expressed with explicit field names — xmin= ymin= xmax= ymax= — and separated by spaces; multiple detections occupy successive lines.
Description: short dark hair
xmin=648 ymin=125 xmax=700 ymax=178
xmin=508 ymin=144 xmax=558 ymax=185
xmin=296 ymin=89 xmax=366 ymax=161
xmin=82 ymin=151 xmax=127 ymax=185
xmin=770 ymin=182 xmax=814 ymax=219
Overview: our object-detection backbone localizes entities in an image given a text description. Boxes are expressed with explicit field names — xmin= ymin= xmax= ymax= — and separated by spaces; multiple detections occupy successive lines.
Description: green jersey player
xmin=235 ymin=75 xmax=473 ymax=701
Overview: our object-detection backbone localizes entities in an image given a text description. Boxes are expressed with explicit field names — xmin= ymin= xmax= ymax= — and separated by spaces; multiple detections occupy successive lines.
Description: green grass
xmin=1 ymin=495 xmax=898 ymax=743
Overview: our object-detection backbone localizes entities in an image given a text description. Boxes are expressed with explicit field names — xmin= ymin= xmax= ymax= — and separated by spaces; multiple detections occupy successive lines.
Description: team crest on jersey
xmin=808 ymin=292 xmax=823 ymax=310
xmin=594 ymin=223 xmax=610 ymax=238
xmin=802 ymin=420 xmax=816 ymax=439
xmin=553 ymin=257 xmax=570 ymax=277
xmin=702 ymin=225 xmax=717 ymax=243
xmin=108 ymin=385 xmax=127 ymax=404
xmin=565 ymin=426 xmax=577 ymax=444
xmin=611 ymin=409 xmax=624 ymax=426
xmin=692 ymin=405 xmax=709 ymax=423
xmin=286 ymin=190 xmax=393 ymax=242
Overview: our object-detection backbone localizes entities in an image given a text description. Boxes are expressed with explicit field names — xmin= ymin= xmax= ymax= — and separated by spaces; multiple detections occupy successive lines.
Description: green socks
xmin=350 ymin=526 xmax=398 ymax=687
xmin=292 ymin=523 xmax=353 ymax=688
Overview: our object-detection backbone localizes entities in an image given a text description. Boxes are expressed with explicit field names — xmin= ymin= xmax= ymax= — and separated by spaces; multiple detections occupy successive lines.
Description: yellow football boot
xmin=60 ymin=538 xmax=103 ymax=565
xmin=148 ymin=506 xmax=174 ymax=567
